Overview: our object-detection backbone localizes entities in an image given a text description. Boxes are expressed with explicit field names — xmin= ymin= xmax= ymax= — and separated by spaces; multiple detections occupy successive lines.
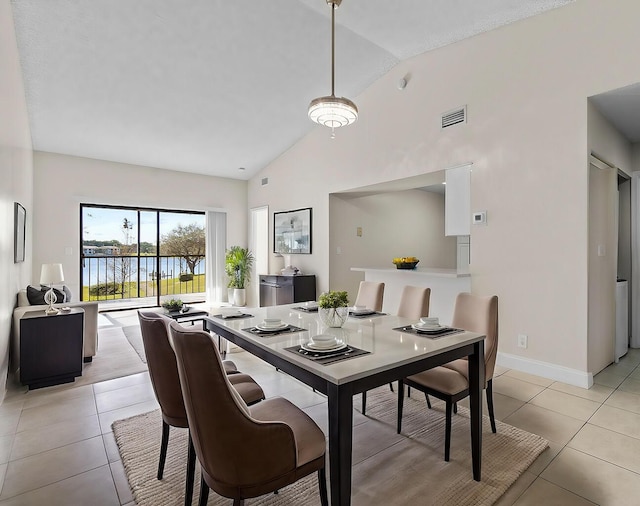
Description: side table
xmin=20 ymin=308 xmax=84 ymax=389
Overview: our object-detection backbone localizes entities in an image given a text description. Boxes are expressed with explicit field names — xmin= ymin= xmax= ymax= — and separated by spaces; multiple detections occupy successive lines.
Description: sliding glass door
xmin=81 ymin=204 xmax=205 ymax=310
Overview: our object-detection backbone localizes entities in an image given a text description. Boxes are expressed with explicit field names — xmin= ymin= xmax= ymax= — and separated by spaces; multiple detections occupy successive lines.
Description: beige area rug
xmin=73 ymin=325 xmax=148 ymax=388
xmin=113 ymin=387 xmax=548 ymax=506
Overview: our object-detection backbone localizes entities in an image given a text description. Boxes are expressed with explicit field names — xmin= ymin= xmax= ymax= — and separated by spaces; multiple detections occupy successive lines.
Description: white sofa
xmin=12 ymin=290 xmax=98 ymax=372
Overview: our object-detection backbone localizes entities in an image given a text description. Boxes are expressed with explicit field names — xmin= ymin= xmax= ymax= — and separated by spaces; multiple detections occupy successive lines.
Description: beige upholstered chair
xmin=168 ymin=322 xmax=328 ymax=506
xmin=362 ymin=285 xmax=431 ymax=414
xmin=354 ymin=281 xmax=385 ymax=312
xmin=396 ymin=285 xmax=431 ymax=319
xmin=138 ymin=311 xmax=265 ymax=506
xmin=396 ymin=292 xmax=499 ymax=462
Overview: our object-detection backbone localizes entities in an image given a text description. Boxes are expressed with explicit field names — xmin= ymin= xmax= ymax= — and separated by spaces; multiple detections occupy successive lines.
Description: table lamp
xmin=40 ymin=263 xmax=64 ymax=315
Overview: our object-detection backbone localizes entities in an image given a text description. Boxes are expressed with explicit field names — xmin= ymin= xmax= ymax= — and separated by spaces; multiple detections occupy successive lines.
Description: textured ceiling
xmin=11 ymin=0 xmax=573 ymax=180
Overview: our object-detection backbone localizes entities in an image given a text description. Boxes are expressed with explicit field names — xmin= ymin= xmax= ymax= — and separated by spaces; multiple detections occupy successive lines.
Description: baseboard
xmin=497 ymin=352 xmax=593 ymax=389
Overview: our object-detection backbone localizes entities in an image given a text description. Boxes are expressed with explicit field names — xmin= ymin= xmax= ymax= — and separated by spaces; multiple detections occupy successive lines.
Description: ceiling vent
xmin=441 ymin=106 xmax=467 ymax=129
xmin=261 ymin=177 xmax=269 ymax=186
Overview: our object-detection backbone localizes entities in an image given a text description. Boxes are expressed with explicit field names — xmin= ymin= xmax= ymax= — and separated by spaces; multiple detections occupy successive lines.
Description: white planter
xmin=233 ymin=288 xmax=247 ymax=307
xmin=318 ymin=307 xmax=349 ymax=328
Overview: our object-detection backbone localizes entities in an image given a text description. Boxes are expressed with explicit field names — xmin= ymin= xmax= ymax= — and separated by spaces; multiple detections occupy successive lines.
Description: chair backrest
xmin=451 ymin=293 xmax=499 ymax=382
xmin=396 ymin=285 xmax=431 ymax=319
xmin=167 ymin=322 xmax=297 ymax=496
xmin=354 ymin=281 xmax=385 ymax=312
xmin=137 ymin=311 xmax=187 ymax=427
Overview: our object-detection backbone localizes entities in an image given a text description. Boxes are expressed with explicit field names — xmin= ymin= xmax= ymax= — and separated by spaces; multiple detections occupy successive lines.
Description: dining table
xmin=203 ymin=303 xmax=485 ymax=506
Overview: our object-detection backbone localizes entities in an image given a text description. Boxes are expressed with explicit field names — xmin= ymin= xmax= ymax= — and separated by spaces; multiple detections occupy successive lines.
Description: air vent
xmin=261 ymin=177 xmax=269 ymax=186
xmin=441 ymin=106 xmax=467 ymax=129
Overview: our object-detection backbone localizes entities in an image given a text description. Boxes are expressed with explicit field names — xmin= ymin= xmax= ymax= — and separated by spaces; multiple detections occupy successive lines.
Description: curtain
xmin=205 ymin=211 xmax=227 ymax=305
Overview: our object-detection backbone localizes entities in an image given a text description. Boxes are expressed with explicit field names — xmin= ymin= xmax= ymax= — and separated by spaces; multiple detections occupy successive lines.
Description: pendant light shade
xmin=308 ymin=0 xmax=358 ymax=129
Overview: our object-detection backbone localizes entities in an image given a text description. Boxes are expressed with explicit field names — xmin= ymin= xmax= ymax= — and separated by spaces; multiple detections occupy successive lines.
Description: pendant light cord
xmin=330 ymin=2 xmax=335 ymax=98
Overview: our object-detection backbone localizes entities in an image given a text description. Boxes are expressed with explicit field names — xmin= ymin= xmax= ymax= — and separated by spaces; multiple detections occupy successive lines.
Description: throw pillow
xmin=63 ymin=285 xmax=72 ymax=302
xmin=28 ymin=285 xmax=65 ymax=305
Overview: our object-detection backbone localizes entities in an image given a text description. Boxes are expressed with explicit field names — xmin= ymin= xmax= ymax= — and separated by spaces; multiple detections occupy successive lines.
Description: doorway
xmin=249 ymin=206 xmax=269 ymax=307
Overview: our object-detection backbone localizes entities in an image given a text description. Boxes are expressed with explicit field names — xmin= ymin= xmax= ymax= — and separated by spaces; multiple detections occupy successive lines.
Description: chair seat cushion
xmin=228 ymin=373 xmax=265 ymax=405
xmin=223 ymin=360 xmax=239 ymax=374
xmin=407 ymin=366 xmax=468 ymax=396
xmin=250 ymin=397 xmax=325 ymax=467
xmin=442 ymin=358 xmax=468 ymax=379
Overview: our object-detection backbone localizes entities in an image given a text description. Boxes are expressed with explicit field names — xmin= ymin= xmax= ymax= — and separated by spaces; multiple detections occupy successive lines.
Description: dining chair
xmin=137 ymin=311 xmax=265 ymax=506
xmin=396 ymin=292 xmax=499 ymax=462
xmin=354 ymin=281 xmax=385 ymax=312
xmin=168 ymin=322 xmax=328 ymax=506
xmin=361 ymin=285 xmax=431 ymax=415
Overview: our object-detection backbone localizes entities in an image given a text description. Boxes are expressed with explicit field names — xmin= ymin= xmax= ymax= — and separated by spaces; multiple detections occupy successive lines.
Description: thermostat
xmin=472 ymin=211 xmax=487 ymax=225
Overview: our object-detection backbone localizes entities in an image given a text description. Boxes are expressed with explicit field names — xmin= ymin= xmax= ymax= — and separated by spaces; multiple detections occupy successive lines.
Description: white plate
xmin=350 ymin=307 xmax=373 ymax=315
xmin=412 ymin=323 xmax=444 ymax=331
xmin=256 ymin=322 xmax=289 ymax=331
xmin=301 ymin=341 xmax=347 ymax=353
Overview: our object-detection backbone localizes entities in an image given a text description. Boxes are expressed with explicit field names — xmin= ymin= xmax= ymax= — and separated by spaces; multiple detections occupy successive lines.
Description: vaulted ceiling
xmin=11 ymin=0 xmax=574 ymax=180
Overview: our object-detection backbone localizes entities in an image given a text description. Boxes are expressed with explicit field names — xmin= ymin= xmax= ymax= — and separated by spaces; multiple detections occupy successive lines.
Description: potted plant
xmin=161 ymin=298 xmax=183 ymax=313
xmin=318 ymin=290 xmax=350 ymax=328
xmin=225 ymin=246 xmax=254 ymax=306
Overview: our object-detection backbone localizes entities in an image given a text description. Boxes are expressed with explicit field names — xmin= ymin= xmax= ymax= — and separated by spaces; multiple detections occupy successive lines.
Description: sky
xmin=82 ymin=207 xmax=204 ymax=244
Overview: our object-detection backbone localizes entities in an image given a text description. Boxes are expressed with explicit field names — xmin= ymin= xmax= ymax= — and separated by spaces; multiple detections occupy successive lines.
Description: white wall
xmin=0 ymin=0 xmax=33 ymax=398
xmin=32 ymin=152 xmax=249 ymax=303
xmin=249 ymin=0 xmax=640 ymax=383
xmin=329 ymin=190 xmax=455 ymax=301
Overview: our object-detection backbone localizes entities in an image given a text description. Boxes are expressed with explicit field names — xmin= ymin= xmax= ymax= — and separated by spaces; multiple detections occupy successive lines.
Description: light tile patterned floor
xmin=2 ymin=310 xmax=640 ymax=505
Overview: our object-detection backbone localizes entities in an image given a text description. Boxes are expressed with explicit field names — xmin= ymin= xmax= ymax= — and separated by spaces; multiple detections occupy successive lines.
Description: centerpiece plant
xmin=318 ymin=290 xmax=349 ymax=328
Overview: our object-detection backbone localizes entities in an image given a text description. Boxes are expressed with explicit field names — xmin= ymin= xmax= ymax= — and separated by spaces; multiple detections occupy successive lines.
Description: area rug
xmin=113 ymin=387 xmax=548 ymax=505
xmin=47 ymin=325 xmax=148 ymax=390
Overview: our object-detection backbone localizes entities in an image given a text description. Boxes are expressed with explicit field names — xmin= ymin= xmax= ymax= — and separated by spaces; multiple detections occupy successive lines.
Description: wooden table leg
xmin=327 ymin=382 xmax=353 ymax=506
xmin=468 ymin=340 xmax=485 ymax=481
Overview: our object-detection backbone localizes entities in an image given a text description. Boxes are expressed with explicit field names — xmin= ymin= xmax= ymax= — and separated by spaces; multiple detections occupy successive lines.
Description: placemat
xmin=243 ymin=324 xmax=307 ymax=337
xmin=285 ymin=344 xmax=370 ymax=365
xmin=292 ymin=306 xmax=318 ymax=312
xmin=393 ymin=325 xmax=465 ymax=339
xmin=349 ymin=311 xmax=386 ymax=318
xmin=211 ymin=312 xmax=254 ymax=320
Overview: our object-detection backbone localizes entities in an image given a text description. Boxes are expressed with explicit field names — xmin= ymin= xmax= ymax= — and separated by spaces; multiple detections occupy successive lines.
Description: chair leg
xmin=198 ymin=475 xmax=209 ymax=506
xmin=157 ymin=421 xmax=170 ymax=480
xmin=318 ymin=466 xmax=329 ymax=506
xmin=185 ymin=433 xmax=196 ymax=506
xmin=453 ymin=402 xmax=458 ymax=414
xmin=407 ymin=386 xmax=411 ymax=397
xmin=397 ymin=380 xmax=404 ymax=434
xmin=361 ymin=391 xmax=367 ymax=415
xmin=233 ymin=499 xmax=245 ymax=506
xmin=486 ymin=379 xmax=497 ymax=433
xmin=444 ymin=400 xmax=452 ymax=462
xmin=389 ymin=381 xmax=394 ymax=392
xmin=425 ymin=393 xmax=432 ymax=409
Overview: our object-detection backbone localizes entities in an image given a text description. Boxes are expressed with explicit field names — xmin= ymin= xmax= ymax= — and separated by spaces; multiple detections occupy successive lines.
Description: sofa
xmin=12 ymin=289 xmax=99 ymax=372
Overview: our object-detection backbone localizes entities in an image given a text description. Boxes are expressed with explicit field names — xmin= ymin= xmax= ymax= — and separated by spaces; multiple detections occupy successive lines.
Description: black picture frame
xmin=14 ymin=202 xmax=26 ymax=263
xmin=274 ymin=207 xmax=312 ymax=254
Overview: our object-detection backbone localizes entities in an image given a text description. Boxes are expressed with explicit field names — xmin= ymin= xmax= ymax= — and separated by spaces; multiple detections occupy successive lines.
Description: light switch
xmin=356 ymin=227 xmax=362 ymax=237
xmin=65 ymin=247 xmax=73 ymax=255
xmin=336 ymin=246 xmax=342 ymax=255
xmin=597 ymin=244 xmax=605 ymax=257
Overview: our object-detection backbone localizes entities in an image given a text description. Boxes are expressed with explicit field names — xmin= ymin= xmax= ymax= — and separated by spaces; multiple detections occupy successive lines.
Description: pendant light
xmin=308 ymin=0 xmax=358 ymax=131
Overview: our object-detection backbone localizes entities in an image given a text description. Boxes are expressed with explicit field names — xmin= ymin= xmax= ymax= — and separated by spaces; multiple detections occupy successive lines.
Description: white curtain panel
xmin=205 ymin=211 xmax=227 ymax=304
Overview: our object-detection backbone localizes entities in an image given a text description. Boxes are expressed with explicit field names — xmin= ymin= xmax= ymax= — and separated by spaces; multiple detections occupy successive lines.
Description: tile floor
xmin=1 ymin=311 xmax=640 ymax=505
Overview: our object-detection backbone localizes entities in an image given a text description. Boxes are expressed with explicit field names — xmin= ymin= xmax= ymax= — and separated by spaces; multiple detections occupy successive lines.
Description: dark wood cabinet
xmin=20 ymin=308 xmax=84 ymax=389
xmin=259 ymin=275 xmax=316 ymax=307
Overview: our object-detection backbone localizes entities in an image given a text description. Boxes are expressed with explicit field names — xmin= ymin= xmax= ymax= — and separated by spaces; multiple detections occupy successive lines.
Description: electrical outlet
xmin=517 ymin=334 xmax=528 ymax=349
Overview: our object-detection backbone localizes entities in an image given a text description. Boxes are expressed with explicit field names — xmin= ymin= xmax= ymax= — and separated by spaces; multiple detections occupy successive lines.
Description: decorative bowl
xmin=395 ymin=261 xmax=419 ymax=270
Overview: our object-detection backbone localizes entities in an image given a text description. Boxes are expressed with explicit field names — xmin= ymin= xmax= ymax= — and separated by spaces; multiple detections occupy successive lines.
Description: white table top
xmin=205 ymin=304 xmax=484 ymax=386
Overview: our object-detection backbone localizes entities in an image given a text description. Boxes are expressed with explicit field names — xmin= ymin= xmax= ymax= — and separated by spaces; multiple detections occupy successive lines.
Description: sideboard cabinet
xmin=259 ymin=275 xmax=316 ymax=307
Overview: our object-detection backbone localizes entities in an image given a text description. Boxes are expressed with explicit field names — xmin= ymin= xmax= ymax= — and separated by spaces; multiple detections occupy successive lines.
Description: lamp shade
xmin=40 ymin=263 xmax=64 ymax=285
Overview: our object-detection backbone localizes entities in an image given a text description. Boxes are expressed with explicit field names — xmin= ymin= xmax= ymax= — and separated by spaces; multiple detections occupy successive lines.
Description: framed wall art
xmin=14 ymin=202 xmax=26 ymax=263
xmin=274 ymin=207 xmax=312 ymax=254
